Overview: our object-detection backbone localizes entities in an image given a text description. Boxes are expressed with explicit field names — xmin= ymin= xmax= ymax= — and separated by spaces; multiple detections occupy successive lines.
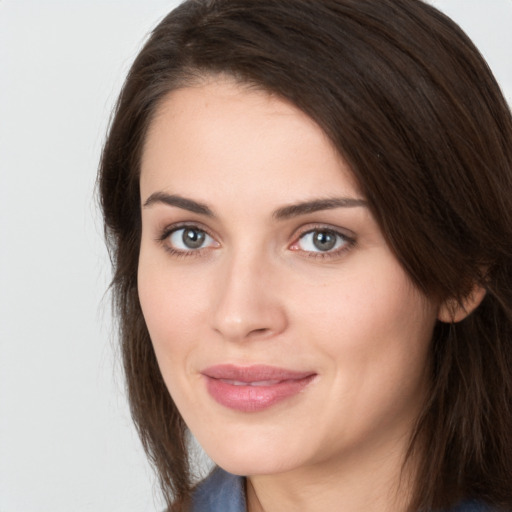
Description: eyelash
xmin=290 ymin=225 xmax=356 ymax=260
xmin=157 ymin=223 xmax=218 ymax=259
xmin=156 ymin=223 xmax=356 ymax=260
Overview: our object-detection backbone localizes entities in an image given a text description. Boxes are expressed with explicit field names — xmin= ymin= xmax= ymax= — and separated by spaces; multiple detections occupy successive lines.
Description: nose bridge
xmin=211 ymin=245 xmax=287 ymax=341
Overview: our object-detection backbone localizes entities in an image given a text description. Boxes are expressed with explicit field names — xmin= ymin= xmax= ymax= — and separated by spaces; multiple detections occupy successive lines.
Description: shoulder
xmin=443 ymin=501 xmax=507 ymax=512
xmin=189 ymin=473 xmax=509 ymax=512
xmin=191 ymin=467 xmax=246 ymax=512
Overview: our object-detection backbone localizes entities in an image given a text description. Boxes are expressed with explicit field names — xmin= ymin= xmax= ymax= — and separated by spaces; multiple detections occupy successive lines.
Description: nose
xmin=210 ymin=251 xmax=288 ymax=342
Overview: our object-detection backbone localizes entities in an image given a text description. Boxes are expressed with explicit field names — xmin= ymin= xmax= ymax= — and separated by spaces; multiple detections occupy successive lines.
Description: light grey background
xmin=1 ymin=1 xmax=511 ymax=511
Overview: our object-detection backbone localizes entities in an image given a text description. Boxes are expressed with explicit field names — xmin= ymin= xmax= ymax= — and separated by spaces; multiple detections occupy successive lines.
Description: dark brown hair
xmin=98 ymin=1 xmax=512 ymax=510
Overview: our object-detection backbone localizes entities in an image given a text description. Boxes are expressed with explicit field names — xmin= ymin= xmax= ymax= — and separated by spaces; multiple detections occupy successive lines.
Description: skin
xmin=138 ymin=78 xmax=443 ymax=512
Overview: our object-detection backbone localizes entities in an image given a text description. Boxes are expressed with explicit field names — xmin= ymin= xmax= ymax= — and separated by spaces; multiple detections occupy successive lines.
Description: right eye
xmin=165 ymin=226 xmax=217 ymax=252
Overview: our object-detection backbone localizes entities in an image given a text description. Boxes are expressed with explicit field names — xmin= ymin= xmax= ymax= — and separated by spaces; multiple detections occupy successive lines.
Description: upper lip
xmin=201 ymin=364 xmax=316 ymax=383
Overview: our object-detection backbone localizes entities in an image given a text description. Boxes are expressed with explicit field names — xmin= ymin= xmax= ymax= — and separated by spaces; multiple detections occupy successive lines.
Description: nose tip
xmin=213 ymin=310 xmax=278 ymax=341
xmin=210 ymin=261 xmax=288 ymax=342
xmin=214 ymin=303 xmax=286 ymax=341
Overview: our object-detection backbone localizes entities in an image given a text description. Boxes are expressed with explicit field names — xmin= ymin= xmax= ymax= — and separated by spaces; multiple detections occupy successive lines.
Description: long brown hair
xmin=98 ymin=1 xmax=512 ymax=510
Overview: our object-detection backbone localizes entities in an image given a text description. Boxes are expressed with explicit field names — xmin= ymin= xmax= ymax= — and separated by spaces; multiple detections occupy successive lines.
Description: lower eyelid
xmin=292 ymin=228 xmax=351 ymax=246
xmin=300 ymin=239 xmax=355 ymax=260
xmin=157 ymin=224 xmax=220 ymax=255
xmin=156 ymin=223 xmax=354 ymax=258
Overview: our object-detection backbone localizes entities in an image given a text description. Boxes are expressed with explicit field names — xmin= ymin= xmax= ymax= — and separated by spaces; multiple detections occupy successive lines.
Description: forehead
xmin=140 ymin=78 xmax=362 ymax=205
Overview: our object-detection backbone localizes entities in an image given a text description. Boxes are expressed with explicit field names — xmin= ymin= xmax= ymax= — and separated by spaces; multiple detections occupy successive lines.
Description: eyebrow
xmin=143 ymin=192 xmax=367 ymax=219
xmin=273 ymin=197 xmax=368 ymax=219
xmin=143 ymin=192 xmax=214 ymax=216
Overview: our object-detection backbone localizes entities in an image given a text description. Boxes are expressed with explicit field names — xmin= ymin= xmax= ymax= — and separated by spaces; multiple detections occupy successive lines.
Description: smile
xmin=219 ymin=379 xmax=283 ymax=386
xmin=201 ymin=365 xmax=316 ymax=412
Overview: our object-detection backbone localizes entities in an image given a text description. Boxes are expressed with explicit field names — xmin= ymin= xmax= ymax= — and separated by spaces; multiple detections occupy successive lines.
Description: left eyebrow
xmin=273 ymin=197 xmax=368 ymax=220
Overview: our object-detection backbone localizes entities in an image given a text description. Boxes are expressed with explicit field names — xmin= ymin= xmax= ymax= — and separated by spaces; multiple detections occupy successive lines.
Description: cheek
xmin=137 ymin=251 xmax=208 ymax=362
xmin=137 ymin=260 xmax=213 ymax=418
xmin=298 ymin=280 xmax=431 ymax=346
xmin=294 ymin=255 xmax=436 ymax=399
xmin=299 ymin=275 xmax=435 ymax=452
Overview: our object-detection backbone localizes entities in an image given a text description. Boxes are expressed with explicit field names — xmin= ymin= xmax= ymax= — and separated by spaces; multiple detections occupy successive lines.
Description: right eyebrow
xmin=273 ymin=197 xmax=368 ymax=220
xmin=142 ymin=192 xmax=214 ymax=216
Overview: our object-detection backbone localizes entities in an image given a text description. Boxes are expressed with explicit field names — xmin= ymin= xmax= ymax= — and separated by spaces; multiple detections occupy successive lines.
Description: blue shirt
xmin=192 ymin=468 xmax=246 ymax=512
xmin=191 ymin=468 xmax=497 ymax=512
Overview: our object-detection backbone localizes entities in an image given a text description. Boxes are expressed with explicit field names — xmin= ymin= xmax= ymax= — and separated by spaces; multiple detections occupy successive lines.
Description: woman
xmin=98 ymin=0 xmax=512 ymax=511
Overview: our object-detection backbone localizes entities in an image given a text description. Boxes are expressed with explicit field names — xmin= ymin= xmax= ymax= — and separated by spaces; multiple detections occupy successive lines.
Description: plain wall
xmin=0 ymin=1 xmax=511 ymax=511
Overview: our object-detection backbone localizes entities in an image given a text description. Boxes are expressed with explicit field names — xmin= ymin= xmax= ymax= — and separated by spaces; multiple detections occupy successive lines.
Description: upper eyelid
xmin=158 ymin=221 xmax=217 ymax=240
xmin=289 ymin=224 xmax=356 ymax=254
xmin=158 ymin=225 xmax=219 ymax=256
xmin=291 ymin=223 xmax=355 ymax=241
xmin=290 ymin=227 xmax=356 ymax=260
xmin=155 ymin=221 xmax=355 ymax=249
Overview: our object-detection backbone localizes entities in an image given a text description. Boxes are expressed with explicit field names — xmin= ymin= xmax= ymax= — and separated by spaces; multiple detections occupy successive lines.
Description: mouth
xmin=201 ymin=364 xmax=317 ymax=412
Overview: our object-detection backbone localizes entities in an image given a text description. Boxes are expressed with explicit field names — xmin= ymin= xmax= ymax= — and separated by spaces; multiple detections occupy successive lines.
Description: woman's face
xmin=138 ymin=78 xmax=439 ymax=477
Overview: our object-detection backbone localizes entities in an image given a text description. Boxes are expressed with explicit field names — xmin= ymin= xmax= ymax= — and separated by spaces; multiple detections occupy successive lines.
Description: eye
xmin=291 ymin=228 xmax=351 ymax=254
xmin=166 ymin=226 xmax=217 ymax=252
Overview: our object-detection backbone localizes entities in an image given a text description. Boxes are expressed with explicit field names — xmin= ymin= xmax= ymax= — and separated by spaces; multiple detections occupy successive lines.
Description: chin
xmin=213 ymin=453 xmax=300 ymax=477
xmin=193 ymin=427 xmax=305 ymax=477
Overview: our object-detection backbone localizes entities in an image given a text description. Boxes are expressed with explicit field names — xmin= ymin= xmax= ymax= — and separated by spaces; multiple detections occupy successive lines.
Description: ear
xmin=437 ymin=285 xmax=486 ymax=323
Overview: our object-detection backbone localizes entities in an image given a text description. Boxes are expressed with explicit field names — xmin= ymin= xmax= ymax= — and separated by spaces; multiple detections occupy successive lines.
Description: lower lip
xmin=204 ymin=375 xmax=315 ymax=412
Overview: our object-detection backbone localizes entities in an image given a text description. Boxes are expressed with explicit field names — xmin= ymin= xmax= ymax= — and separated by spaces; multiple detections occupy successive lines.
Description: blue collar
xmin=192 ymin=468 xmax=246 ymax=512
xmin=191 ymin=467 xmax=494 ymax=512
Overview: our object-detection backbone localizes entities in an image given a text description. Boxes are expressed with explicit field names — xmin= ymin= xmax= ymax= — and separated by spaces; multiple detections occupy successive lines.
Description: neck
xmin=246 ymin=436 xmax=417 ymax=512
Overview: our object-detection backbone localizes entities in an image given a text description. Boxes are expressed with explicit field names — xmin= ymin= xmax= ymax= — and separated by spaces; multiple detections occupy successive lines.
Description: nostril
xmin=248 ymin=327 xmax=272 ymax=337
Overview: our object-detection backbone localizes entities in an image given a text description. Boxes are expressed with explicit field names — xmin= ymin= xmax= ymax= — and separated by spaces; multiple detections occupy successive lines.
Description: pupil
xmin=183 ymin=229 xmax=205 ymax=249
xmin=313 ymin=231 xmax=336 ymax=251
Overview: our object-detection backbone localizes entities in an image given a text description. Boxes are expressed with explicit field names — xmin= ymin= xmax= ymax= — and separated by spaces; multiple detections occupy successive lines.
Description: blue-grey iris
xmin=182 ymin=228 xmax=205 ymax=249
xmin=313 ymin=230 xmax=337 ymax=251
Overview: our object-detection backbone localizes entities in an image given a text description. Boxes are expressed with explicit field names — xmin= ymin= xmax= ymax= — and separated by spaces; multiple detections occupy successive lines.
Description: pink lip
xmin=201 ymin=364 xmax=316 ymax=412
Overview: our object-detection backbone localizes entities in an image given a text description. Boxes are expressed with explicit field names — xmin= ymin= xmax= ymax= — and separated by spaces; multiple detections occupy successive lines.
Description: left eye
xmin=168 ymin=227 xmax=215 ymax=251
xmin=295 ymin=229 xmax=347 ymax=253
